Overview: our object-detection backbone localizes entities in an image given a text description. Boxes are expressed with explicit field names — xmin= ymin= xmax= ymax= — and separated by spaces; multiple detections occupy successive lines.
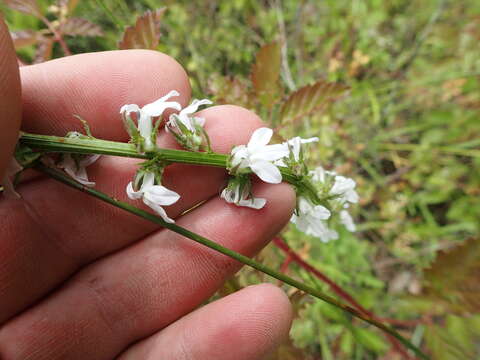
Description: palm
xmin=0 ymin=20 xmax=293 ymax=360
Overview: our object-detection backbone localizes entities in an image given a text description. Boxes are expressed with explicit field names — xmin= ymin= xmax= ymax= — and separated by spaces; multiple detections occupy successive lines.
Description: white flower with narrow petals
xmin=1 ymin=157 xmax=23 ymax=199
xmin=290 ymin=197 xmax=337 ymax=242
xmin=166 ymin=98 xmax=212 ymax=151
xmin=286 ymin=136 xmax=319 ymax=162
xmin=330 ymin=175 xmax=359 ymax=204
xmin=120 ymin=90 xmax=181 ymax=152
xmin=340 ymin=210 xmax=356 ymax=232
xmin=167 ymin=98 xmax=212 ymax=133
xmin=58 ymin=153 xmax=100 ymax=187
xmin=220 ymin=177 xmax=266 ymax=209
xmin=229 ymin=127 xmax=288 ymax=184
xmin=126 ymin=172 xmax=180 ymax=223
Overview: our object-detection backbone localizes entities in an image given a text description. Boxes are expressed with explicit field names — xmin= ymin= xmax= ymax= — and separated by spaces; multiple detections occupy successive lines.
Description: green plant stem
xmin=35 ymin=163 xmax=429 ymax=360
xmin=19 ymin=132 xmax=319 ymax=202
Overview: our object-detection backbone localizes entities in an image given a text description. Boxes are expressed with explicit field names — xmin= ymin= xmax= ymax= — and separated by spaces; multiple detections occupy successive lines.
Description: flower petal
xmin=250 ymin=160 xmax=282 ymax=184
xmin=144 ymin=185 xmax=181 ymax=206
xmin=247 ymin=127 xmax=273 ymax=150
xmin=238 ymin=197 xmax=266 ymax=209
xmin=142 ymin=101 xmax=182 ymax=117
xmin=251 ymin=144 xmax=289 ymax=162
xmin=180 ymin=98 xmax=213 ymax=116
xmin=143 ymin=197 xmax=175 ymax=223
xmin=126 ymin=181 xmax=143 ymax=200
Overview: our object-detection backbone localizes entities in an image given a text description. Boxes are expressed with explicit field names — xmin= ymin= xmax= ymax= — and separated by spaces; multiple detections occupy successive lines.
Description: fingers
xmin=0 ymin=182 xmax=295 ymax=359
xmin=118 ymin=284 xmax=293 ymax=360
xmin=0 ymin=105 xmax=263 ymax=323
xmin=20 ymin=50 xmax=191 ymax=139
xmin=0 ymin=17 xmax=21 ymax=179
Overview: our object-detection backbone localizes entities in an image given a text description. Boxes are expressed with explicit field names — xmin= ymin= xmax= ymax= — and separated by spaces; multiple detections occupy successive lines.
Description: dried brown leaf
xmin=118 ymin=8 xmax=166 ymax=50
xmin=10 ymin=30 xmax=38 ymax=48
xmin=33 ymin=37 xmax=54 ymax=64
xmin=424 ymin=238 xmax=480 ymax=314
xmin=251 ymin=42 xmax=282 ymax=108
xmin=279 ymin=80 xmax=349 ymax=124
xmin=4 ymin=0 xmax=42 ymax=18
xmin=60 ymin=18 xmax=103 ymax=37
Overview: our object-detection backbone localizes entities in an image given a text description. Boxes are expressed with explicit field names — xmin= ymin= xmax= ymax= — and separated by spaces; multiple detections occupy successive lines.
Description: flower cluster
xmin=291 ymin=167 xmax=359 ymax=242
xmin=52 ymin=89 xmax=360 ymax=236
xmin=120 ymin=91 xmax=212 ymax=222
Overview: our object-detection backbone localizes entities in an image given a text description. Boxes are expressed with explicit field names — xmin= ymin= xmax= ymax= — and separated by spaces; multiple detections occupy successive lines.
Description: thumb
xmin=0 ymin=15 xmax=22 ymax=180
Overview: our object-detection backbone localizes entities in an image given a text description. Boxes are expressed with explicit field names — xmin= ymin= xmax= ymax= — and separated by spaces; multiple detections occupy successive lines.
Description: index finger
xmin=20 ymin=49 xmax=191 ymax=139
xmin=0 ymin=16 xmax=22 ymax=179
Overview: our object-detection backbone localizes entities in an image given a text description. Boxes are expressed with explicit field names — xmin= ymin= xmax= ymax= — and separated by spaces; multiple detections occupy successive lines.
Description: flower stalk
xmin=19 ymin=132 xmax=320 ymax=202
xmin=34 ymin=162 xmax=428 ymax=360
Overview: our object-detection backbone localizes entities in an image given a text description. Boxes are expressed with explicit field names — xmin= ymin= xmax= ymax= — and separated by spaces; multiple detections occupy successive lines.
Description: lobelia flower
xmin=1 ymin=157 xmax=23 ymax=199
xmin=166 ymin=98 xmax=212 ymax=151
xmin=220 ymin=176 xmax=266 ymax=209
xmin=126 ymin=171 xmax=180 ymax=223
xmin=290 ymin=166 xmax=359 ymax=241
xmin=229 ymin=127 xmax=289 ymax=184
xmin=120 ymin=90 xmax=182 ymax=152
xmin=290 ymin=196 xmax=337 ymax=242
xmin=284 ymin=136 xmax=319 ymax=162
xmin=57 ymin=153 xmax=100 ymax=187
xmin=56 ymin=132 xmax=100 ymax=187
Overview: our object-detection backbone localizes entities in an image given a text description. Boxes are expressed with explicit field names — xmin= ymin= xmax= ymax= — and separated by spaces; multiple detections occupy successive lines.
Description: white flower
xmin=340 ymin=210 xmax=356 ymax=232
xmin=57 ymin=153 xmax=100 ymax=187
xmin=230 ymin=127 xmax=288 ymax=184
xmin=220 ymin=180 xmax=266 ymax=209
xmin=120 ymin=90 xmax=182 ymax=151
xmin=290 ymin=197 xmax=337 ymax=242
xmin=330 ymin=175 xmax=359 ymax=204
xmin=167 ymin=98 xmax=212 ymax=133
xmin=283 ymin=136 xmax=319 ymax=162
xmin=2 ymin=158 xmax=23 ymax=199
xmin=310 ymin=166 xmax=359 ymax=205
xmin=126 ymin=172 xmax=180 ymax=223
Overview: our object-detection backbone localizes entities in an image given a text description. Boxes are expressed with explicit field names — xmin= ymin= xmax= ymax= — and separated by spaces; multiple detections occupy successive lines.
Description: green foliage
xmin=3 ymin=0 xmax=480 ymax=358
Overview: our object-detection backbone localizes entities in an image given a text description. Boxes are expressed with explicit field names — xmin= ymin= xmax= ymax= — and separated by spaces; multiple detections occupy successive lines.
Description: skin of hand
xmin=0 ymin=17 xmax=295 ymax=360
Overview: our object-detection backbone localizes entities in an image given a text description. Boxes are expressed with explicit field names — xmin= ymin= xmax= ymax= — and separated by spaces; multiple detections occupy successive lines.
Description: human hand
xmin=0 ymin=17 xmax=295 ymax=360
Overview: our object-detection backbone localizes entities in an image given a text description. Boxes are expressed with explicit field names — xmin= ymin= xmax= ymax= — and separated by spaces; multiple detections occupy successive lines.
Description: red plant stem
xmin=40 ymin=16 xmax=72 ymax=56
xmin=272 ymin=237 xmax=413 ymax=360
xmin=280 ymin=253 xmax=293 ymax=274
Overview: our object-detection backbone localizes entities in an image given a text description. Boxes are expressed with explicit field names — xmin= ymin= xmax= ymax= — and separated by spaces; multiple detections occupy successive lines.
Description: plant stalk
xmin=34 ymin=163 xmax=429 ymax=360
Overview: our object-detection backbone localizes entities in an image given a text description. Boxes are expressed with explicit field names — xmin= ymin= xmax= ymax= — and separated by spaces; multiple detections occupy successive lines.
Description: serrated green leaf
xmin=279 ymin=80 xmax=349 ymax=125
xmin=118 ymin=8 xmax=166 ymax=50
xmin=251 ymin=42 xmax=282 ymax=108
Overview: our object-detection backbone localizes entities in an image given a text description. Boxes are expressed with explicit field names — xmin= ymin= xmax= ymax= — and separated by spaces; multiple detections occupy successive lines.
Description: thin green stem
xmin=19 ymin=132 xmax=319 ymax=201
xmin=35 ymin=163 xmax=429 ymax=360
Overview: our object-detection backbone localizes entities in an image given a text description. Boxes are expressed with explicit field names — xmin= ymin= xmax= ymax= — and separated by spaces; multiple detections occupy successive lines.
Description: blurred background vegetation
xmin=2 ymin=0 xmax=480 ymax=358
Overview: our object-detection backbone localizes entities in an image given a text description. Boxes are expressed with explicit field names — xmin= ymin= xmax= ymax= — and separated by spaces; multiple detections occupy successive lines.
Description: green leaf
xmin=4 ymin=0 xmax=42 ymax=18
xmin=251 ymin=42 xmax=282 ymax=108
xmin=351 ymin=327 xmax=389 ymax=354
xmin=425 ymin=315 xmax=480 ymax=360
xmin=279 ymin=80 xmax=349 ymax=125
xmin=424 ymin=238 xmax=480 ymax=313
xmin=60 ymin=18 xmax=103 ymax=37
xmin=118 ymin=8 xmax=166 ymax=50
